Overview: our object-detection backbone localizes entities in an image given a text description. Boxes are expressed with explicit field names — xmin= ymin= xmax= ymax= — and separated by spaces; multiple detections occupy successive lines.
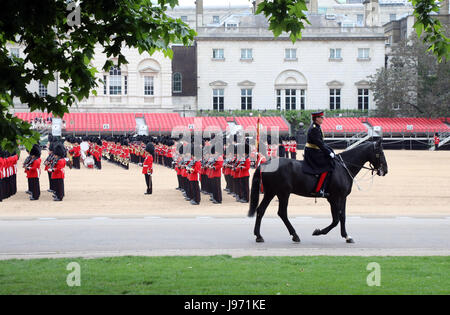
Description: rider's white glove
xmin=329 ymin=152 xmax=335 ymax=159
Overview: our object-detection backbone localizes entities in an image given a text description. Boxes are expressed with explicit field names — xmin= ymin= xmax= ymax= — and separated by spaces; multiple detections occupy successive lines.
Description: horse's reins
xmin=336 ymin=154 xmax=377 ymax=191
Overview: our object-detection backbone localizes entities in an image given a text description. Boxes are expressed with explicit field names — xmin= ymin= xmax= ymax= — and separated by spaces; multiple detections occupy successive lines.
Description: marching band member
xmin=50 ymin=143 xmax=66 ymax=201
xmin=69 ymin=139 xmax=81 ymax=169
xmin=44 ymin=142 xmax=56 ymax=194
xmin=187 ymin=146 xmax=201 ymax=205
xmin=209 ymin=146 xmax=223 ymax=204
xmin=24 ymin=144 xmax=42 ymax=201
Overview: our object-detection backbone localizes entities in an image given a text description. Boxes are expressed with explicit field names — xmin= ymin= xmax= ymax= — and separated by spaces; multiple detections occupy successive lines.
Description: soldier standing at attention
xmin=143 ymin=142 xmax=154 ymax=195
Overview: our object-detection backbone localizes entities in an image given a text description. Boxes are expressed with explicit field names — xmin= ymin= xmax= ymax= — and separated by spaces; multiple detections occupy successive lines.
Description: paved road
xmin=0 ymin=216 xmax=449 ymax=259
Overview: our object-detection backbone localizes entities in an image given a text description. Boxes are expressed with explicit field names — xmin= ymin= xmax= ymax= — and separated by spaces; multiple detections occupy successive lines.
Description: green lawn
xmin=0 ymin=256 xmax=448 ymax=294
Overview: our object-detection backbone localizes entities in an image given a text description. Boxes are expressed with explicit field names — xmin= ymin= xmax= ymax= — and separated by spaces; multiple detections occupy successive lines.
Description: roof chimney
xmin=195 ymin=0 xmax=203 ymax=30
xmin=363 ymin=0 xmax=380 ymax=27
xmin=307 ymin=0 xmax=318 ymax=14
xmin=252 ymin=0 xmax=264 ymax=14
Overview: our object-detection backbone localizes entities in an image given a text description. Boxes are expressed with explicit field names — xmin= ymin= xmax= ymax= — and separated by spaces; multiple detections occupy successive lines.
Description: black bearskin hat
xmin=146 ymin=142 xmax=155 ymax=156
xmin=54 ymin=142 xmax=66 ymax=157
xmin=30 ymin=144 xmax=41 ymax=158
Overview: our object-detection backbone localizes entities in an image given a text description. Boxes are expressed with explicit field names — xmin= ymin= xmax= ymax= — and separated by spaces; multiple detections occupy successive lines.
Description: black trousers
xmin=73 ymin=156 xmax=80 ymax=169
xmin=212 ymin=177 xmax=222 ymax=203
xmin=189 ymin=180 xmax=200 ymax=204
xmin=291 ymin=152 xmax=297 ymax=160
xmin=95 ymin=158 xmax=102 ymax=170
xmin=48 ymin=172 xmax=55 ymax=192
xmin=53 ymin=178 xmax=64 ymax=200
xmin=28 ymin=178 xmax=40 ymax=199
xmin=144 ymin=174 xmax=152 ymax=194
xmin=240 ymin=176 xmax=249 ymax=202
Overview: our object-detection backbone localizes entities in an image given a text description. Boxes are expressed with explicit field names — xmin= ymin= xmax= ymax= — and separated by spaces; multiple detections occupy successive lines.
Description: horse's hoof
xmin=292 ymin=234 xmax=301 ymax=243
xmin=312 ymin=229 xmax=321 ymax=236
xmin=346 ymin=238 xmax=355 ymax=244
xmin=256 ymin=236 xmax=265 ymax=243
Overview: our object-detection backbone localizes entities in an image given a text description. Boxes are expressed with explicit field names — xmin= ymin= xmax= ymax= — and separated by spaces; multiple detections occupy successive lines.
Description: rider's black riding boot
xmin=311 ymin=172 xmax=331 ymax=198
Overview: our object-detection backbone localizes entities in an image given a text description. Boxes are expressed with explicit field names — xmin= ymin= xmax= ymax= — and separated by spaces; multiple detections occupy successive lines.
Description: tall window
xmin=213 ymin=89 xmax=224 ymax=111
xmin=285 ymin=89 xmax=296 ymax=110
xmin=241 ymin=89 xmax=252 ymax=110
xmin=358 ymin=48 xmax=370 ymax=60
xmin=358 ymin=88 xmax=369 ymax=110
xmin=356 ymin=14 xmax=364 ymax=26
xmin=276 ymin=89 xmax=282 ymax=110
xmin=173 ymin=73 xmax=182 ymax=93
xmin=285 ymin=48 xmax=297 ymax=60
xmin=144 ymin=76 xmax=154 ymax=96
xmin=330 ymin=48 xmax=342 ymax=59
xmin=103 ymin=75 xmax=107 ymax=95
xmin=181 ymin=16 xmax=188 ymax=22
xmin=213 ymin=16 xmax=220 ymax=24
xmin=38 ymin=82 xmax=48 ymax=97
xmin=299 ymin=89 xmax=306 ymax=110
xmin=109 ymin=66 xmax=122 ymax=95
xmin=389 ymin=14 xmax=396 ymax=21
xmin=124 ymin=75 xmax=128 ymax=95
xmin=212 ymin=49 xmax=224 ymax=60
xmin=241 ymin=49 xmax=252 ymax=60
xmin=330 ymin=89 xmax=341 ymax=110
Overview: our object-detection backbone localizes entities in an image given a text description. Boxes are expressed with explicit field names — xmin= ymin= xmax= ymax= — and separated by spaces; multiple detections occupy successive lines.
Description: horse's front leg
xmin=313 ymin=200 xmax=340 ymax=236
xmin=338 ymin=199 xmax=354 ymax=243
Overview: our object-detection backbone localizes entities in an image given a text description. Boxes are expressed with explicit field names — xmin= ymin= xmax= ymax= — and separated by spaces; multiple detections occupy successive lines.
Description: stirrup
xmin=310 ymin=190 xmax=329 ymax=198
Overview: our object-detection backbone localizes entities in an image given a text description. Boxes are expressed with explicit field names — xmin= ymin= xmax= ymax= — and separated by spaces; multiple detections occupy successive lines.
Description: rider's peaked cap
xmin=311 ymin=111 xmax=324 ymax=118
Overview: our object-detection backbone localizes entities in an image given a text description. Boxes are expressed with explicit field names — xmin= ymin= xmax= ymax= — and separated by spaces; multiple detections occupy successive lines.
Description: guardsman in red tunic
xmin=289 ymin=136 xmax=297 ymax=160
xmin=50 ymin=143 xmax=66 ymax=201
xmin=69 ymin=139 xmax=81 ymax=169
xmin=210 ymin=146 xmax=224 ymax=204
xmin=24 ymin=144 xmax=42 ymax=200
xmin=187 ymin=148 xmax=201 ymax=205
xmin=434 ymin=133 xmax=440 ymax=151
xmin=142 ymin=143 xmax=154 ymax=195
xmin=237 ymin=143 xmax=251 ymax=203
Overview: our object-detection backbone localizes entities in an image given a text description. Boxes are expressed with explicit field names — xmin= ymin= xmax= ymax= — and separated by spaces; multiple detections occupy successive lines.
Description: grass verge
xmin=0 ymin=256 xmax=448 ymax=294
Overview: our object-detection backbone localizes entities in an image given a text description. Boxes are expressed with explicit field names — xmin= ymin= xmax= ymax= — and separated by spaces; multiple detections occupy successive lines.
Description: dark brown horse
xmin=248 ymin=139 xmax=388 ymax=243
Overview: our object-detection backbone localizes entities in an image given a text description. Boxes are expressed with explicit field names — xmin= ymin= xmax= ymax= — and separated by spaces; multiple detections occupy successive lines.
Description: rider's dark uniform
xmin=303 ymin=112 xmax=335 ymax=197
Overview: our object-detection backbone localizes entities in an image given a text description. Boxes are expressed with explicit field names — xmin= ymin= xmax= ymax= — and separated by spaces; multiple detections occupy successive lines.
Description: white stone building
xmin=195 ymin=13 xmax=386 ymax=112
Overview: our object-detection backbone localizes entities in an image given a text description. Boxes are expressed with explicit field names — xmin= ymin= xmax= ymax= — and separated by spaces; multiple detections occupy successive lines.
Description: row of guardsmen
xmin=0 ymin=149 xmax=18 ymax=202
xmin=173 ymin=141 xmax=253 ymax=205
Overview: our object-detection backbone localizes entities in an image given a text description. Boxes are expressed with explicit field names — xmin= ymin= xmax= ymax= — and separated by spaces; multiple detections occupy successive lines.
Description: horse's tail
xmin=248 ymin=166 xmax=262 ymax=217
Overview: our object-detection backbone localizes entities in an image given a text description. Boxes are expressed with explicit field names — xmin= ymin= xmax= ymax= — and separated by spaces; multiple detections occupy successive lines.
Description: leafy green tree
xmin=369 ymin=35 xmax=450 ymax=117
xmin=0 ymin=0 xmax=195 ymax=151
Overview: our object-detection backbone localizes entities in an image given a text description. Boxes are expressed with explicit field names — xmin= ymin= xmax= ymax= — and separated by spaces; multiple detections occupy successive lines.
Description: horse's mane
xmin=338 ymin=141 xmax=373 ymax=158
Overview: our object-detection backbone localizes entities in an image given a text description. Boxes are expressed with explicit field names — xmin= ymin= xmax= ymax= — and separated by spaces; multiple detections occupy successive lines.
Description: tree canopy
xmin=0 ymin=0 xmax=195 ymax=152
xmin=368 ymin=34 xmax=450 ymax=117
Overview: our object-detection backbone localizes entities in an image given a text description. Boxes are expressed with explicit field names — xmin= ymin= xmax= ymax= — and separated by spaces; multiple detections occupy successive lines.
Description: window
xmin=285 ymin=89 xmax=296 ymax=110
xmin=181 ymin=16 xmax=188 ymax=22
xmin=356 ymin=14 xmax=364 ymax=26
xmin=10 ymin=48 xmax=19 ymax=58
xmin=144 ymin=76 xmax=154 ymax=96
xmin=330 ymin=48 xmax=342 ymax=59
xmin=213 ymin=89 xmax=224 ymax=111
xmin=212 ymin=49 xmax=224 ymax=60
xmin=241 ymin=49 xmax=253 ymax=60
xmin=276 ymin=89 xmax=282 ymax=110
xmin=358 ymin=88 xmax=369 ymax=110
xmin=389 ymin=14 xmax=396 ymax=21
xmin=109 ymin=66 xmax=122 ymax=95
xmin=241 ymin=89 xmax=252 ymax=110
xmin=299 ymin=89 xmax=306 ymax=110
xmin=329 ymin=89 xmax=341 ymax=110
xmin=358 ymin=48 xmax=370 ymax=60
xmin=124 ymin=75 xmax=128 ymax=95
xmin=38 ymin=82 xmax=48 ymax=97
xmin=103 ymin=75 xmax=107 ymax=95
xmin=285 ymin=48 xmax=297 ymax=60
xmin=226 ymin=23 xmax=237 ymax=29
xmin=173 ymin=72 xmax=182 ymax=93
xmin=213 ymin=16 xmax=220 ymax=24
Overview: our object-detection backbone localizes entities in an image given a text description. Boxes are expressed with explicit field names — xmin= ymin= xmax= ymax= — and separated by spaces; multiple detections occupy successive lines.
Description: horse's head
xmin=370 ymin=138 xmax=388 ymax=176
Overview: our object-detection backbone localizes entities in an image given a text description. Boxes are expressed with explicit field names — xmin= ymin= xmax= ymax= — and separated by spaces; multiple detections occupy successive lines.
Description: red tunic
xmin=25 ymin=158 xmax=41 ymax=178
xmin=51 ymin=159 xmax=66 ymax=179
xmin=142 ymin=154 xmax=153 ymax=174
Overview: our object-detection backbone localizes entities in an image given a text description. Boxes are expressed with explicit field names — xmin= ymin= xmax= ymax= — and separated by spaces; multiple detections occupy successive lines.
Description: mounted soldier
xmin=302 ymin=111 xmax=335 ymax=198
